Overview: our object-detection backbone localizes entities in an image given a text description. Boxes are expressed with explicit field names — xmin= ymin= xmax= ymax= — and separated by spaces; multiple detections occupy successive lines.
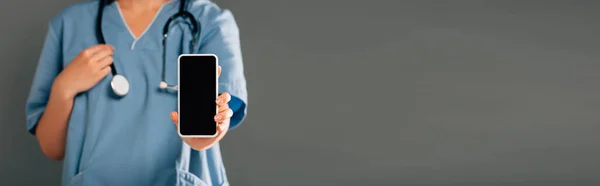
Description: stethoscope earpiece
xmin=160 ymin=81 xmax=179 ymax=91
xmin=159 ymin=81 xmax=168 ymax=89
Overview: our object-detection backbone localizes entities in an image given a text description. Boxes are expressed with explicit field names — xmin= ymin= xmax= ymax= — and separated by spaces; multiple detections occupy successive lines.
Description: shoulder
xmin=187 ymin=0 xmax=232 ymax=16
xmin=47 ymin=0 xmax=99 ymax=30
xmin=187 ymin=0 xmax=239 ymax=32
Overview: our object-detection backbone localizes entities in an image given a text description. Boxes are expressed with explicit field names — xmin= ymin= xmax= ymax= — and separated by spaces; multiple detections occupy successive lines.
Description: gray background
xmin=2 ymin=0 xmax=600 ymax=185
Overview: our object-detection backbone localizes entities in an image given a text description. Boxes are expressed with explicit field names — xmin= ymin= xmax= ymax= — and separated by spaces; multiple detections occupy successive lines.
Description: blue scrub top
xmin=25 ymin=0 xmax=248 ymax=185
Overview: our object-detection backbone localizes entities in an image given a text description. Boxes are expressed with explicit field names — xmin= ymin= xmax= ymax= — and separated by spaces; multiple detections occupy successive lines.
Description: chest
xmin=61 ymin=19 xmax=195 ymax=82
xmin=59 ymin=16 xmax=198 ymax=111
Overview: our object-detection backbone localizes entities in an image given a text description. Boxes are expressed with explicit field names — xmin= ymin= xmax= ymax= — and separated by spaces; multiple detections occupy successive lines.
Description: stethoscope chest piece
xmin=111 ymin=74 xmax=130 ymax=97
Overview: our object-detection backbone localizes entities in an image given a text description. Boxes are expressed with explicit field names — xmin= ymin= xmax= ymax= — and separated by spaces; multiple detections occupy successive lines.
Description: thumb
xmin=217 ymin=66 xmax=222 ymax=77
xmin=170 ymin=111 xmax=178 ymax=125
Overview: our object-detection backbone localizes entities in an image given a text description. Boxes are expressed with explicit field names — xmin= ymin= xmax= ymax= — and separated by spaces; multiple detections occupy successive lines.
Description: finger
xmin=215 ymin=108 xmax=233 ymax=123
xmin=217 ymin=119 xmax=230 ymax=132
xmin=170 ymin=111 xmax=178 ymax=125
xmin=96 ymin=55 xmax=113 ymax=69
xmin=216 ymin=92 xmax=231 ymax=104
xmin=97 ymin=66 xmax=112 ymax=78
xmin=217 ymin=66 xmax=222 ymax=77
xmin=85 ymin=44 xmax=114 ymax=57
xmin=218 ymin=102 xmax=230 ymax=112
xmin=89 ymin=48 xmax=114 ymax=62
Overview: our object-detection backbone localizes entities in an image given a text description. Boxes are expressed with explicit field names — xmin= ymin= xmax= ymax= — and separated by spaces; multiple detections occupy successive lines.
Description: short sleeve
xmin=198 ymin=9 xmax=248 ymax=129
xmin=25 ymin=20 xmax=64 ymax=135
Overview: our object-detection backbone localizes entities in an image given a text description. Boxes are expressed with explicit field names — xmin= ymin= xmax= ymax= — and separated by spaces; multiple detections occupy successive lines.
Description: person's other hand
xmin=170 ymin=66 xmax=234 ymax=151
xmin=53 ymin=44 xmax=114 ymax=98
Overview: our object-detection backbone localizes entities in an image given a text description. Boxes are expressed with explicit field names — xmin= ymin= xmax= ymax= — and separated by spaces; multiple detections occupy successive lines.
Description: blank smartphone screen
xmin=178 ymin=55 xmax=218 ymax=136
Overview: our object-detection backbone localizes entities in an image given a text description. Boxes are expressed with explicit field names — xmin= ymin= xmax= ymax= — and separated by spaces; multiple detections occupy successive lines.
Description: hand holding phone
xmin=170 ymin=54 xmax=234 ymax=150
xmin=170 ymin=92 xmax=233 ymax=151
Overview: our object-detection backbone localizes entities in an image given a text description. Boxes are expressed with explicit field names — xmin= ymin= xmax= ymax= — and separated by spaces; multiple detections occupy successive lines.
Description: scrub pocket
xmin=67 ymin=172 xmax=84 ymax=186
xmin=176 ymin=170 xmax=209 ymax=186
xmin=67 ymin=171 xmax=103 ymax=186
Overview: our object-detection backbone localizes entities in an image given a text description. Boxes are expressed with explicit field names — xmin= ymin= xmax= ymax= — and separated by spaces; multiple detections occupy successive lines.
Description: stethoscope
xmin=96 ymin=0 xmax=200 ymax=97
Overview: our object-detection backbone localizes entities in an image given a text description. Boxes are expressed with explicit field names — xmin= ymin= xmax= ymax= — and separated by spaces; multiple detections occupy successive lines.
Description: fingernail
xmin=215 ymin=115 xmax=222 ymax=121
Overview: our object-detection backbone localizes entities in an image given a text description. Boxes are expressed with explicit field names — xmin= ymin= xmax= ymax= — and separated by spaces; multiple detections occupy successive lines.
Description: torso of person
xmin=37 ymin=0 xmax=237 ymax=185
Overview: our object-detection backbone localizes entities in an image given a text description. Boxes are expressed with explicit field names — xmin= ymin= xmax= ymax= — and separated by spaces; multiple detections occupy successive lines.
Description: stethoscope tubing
xmin=96 ymin=0 xmax=200 ymax=97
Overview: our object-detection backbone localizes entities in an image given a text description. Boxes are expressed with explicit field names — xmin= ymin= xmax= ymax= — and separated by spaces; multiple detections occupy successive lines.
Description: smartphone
xmin=178 ymin=54 xmax=219 ymax=138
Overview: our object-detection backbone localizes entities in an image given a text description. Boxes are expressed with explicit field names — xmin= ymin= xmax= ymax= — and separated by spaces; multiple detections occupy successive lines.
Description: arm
xmin=170 ymin=7 xmax=248 ymax=151
xmin=25 ymin=20 xmax=70 ymax=161
xmin=227 ymin=96 xmax=245 ymax=129
xmin=199 ymin=9 xmax=248 ymax=129
xmin=35 ymin=86 xmax=75 ymax=161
